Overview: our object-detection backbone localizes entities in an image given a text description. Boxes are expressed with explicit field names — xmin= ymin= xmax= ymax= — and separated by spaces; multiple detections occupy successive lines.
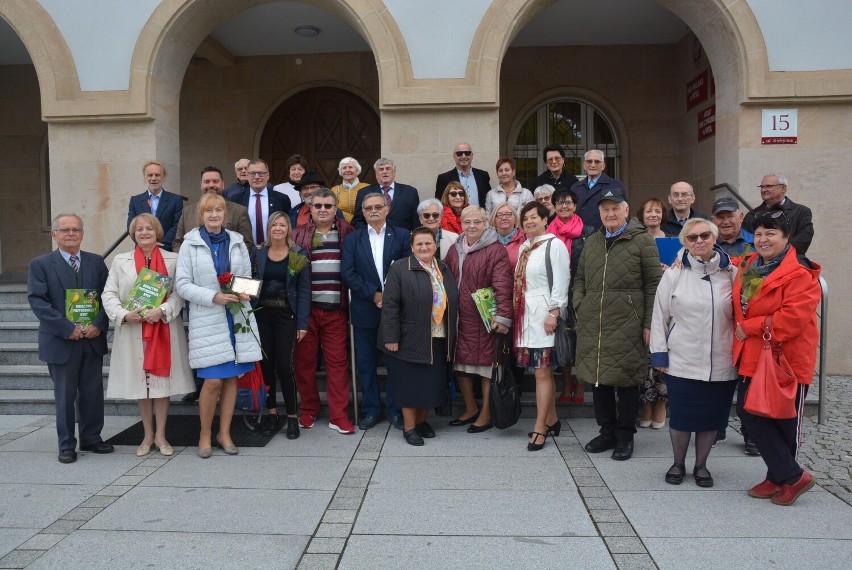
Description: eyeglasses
xmin=56 ymin=228 xmax=82 ymax=234
xmin=448 ymin=191 xmax=466 ymax=198
xmin=555 ymin=200 xmax=574 ymax=206
xmin=421 ymin=213 xmax=440 ymax=220
xmin=537 ymin=196 xmax=552 ymax=202
xmin=248 ymin=171 xmax=268 ymax=177
xmin=671 ymin=192 xmax=693 ymax=199
xmin=754 ymin=210 xmax=788 ymax=224
xmin=454 ymin=150 xmax=472 ymax=157
xmin=312 ymin=203 xmax=335 ymax=210
xmin=685 ymin=231 xmax=713 ymax=243
xmin=363 ymin=205 xmax=386 ymax=212
xmin=236 ymin=166 xmax=248 ymax=171
xmin=462 ymin=219 xmax=485 ymax=227
xmin=585 ymin=159 xmax=603 ymax=165
xmin=546 ymin=157 xmax=563 ymax=163
xmin=495 ymin=212 xmax=514 ymax=219
xmin=757 ymin=183 xmax=784 ymax=189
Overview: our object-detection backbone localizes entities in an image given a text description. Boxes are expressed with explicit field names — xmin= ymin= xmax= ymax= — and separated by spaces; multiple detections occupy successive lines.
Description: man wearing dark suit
xmin=434 ymin=142 xmax=491 ymax=207
xmin=342 ymin=192 xmax=411 ymax=430
xmin=127 ymin=160 xmax=185 ymax=252
xmin=743 ymin=173 xmax=814 ymax=255
xmin=571 ymin=149 xmax=627 ymax=230
xmin=352 ymin=158 xmax=420 ymax=230
xmin=534 ymin=143 xmax=580 ymax=193
xmin=173 ymin=165 xmax=254 ymax=253
xmin=230 ymin=158 xmax=291 ymax=249
xmin=28 ymin=214 xmax=112 ymax=464
xmin=222 ymin=158 xmax=251 ymax=201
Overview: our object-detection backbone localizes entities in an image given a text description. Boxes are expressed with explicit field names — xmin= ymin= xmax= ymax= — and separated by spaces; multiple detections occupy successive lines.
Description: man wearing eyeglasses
xmin=127 ymin=161 xmax=185 ymax=251
xmin=342 ymin=193 xmax=411 ymax=430
xmin=570 ymin=149 xmax=627 ymax=229
xmin=222 ymin=158 xmax=251 ymax=201
xmin=353 ymin=158 xmax=420 ymax=230
xmin=660 ymin=181 xmax=709 ymax=236
xmin=292 ymin=189 xmax=356 ymax=434
xmin=742 ymin=174 xmax=814 ymax=255
xmin=230 ymin=158 xmax=291 ymax=248
xmin=534 ymin=144 xmax=580 ymax=195
xmin=434 ymin=143 xmax=491 ymax=207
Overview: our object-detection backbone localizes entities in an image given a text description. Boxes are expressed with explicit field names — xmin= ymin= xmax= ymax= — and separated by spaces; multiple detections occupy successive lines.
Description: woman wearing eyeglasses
xmin=484 ymin=157 xmax=534 ymax=222
xmin=444 ymin=206 xmax=514 ymax=432
xmin=418 ymin=198 xmax=458 ymax=260
xmin=733 ymin=211 xmax=821 ymax=505
xmin=533 ymin=185 xmax=557 ymax=224
xmin=489 ymin=203 xmax=526 ymax=267
xmin=441 ymin=181 xmax=468 ymax=234
xmin=650 ymin=219 xmax=738 ymax=487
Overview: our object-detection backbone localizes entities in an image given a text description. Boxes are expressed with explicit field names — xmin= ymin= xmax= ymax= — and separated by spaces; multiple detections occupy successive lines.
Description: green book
xmin=66 ymin=289 xmax=100 ymax=326
xmin=471 ymin=287 xmax=497 ymax=333
xmin=122 ymin=267 xmax=173 ymax=314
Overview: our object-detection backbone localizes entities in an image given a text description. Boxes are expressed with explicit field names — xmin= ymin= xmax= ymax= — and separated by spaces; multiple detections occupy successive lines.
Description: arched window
xmin=513 ymin=98 xmax=620 ymax=189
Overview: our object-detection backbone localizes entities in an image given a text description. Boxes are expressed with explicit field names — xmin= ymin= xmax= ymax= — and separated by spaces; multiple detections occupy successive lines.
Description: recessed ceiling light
xmin=294 ymin=25 xmax=320 ymax=37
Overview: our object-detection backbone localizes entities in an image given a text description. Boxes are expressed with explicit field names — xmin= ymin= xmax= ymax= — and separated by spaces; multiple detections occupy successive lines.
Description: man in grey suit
xmin=28 ymin=214 xmax=112 ymax=463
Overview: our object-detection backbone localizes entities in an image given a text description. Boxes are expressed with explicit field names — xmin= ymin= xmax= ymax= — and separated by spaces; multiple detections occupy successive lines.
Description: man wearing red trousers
xmin=292 ymin=188 xmax=356 ymax=433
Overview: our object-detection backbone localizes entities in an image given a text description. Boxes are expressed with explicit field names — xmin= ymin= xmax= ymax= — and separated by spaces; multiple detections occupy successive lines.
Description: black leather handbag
xmin=489 ymin=333 xmax=521 ymax=429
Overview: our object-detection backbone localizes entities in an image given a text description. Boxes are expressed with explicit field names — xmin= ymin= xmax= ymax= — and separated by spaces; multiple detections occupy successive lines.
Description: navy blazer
xmin=341 ymin=225 xmax=411 ymax=328
xmin=27 ymin=249 xmax=109 ymax=364
xmin=127 ymin=190 xmax=185 ymax=252
xmin=435 ymin=167 xmax=492 ymax=207
xmin=570 ymin=173 xmax=628 ymax=230
xmin=252 ymin=244 xmax=311 ymax=331
xmin=351 ymin=183 xmax=421 ymax=231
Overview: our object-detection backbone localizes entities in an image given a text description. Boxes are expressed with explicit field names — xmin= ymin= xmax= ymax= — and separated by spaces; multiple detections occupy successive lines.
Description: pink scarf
xmin=548 ymin=214 xmax=583 ymax=254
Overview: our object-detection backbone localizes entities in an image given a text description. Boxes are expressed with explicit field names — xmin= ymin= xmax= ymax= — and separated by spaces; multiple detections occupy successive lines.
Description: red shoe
xmin=771 ymin=471 xmax=815 ymax=506
xmin=748 ymin=479 xmax=783 ymax=499
xmin=557 ymin=395 xmax=572 ymax=404
xmin=298 ymin=413 xmax=315 ymax=429
xmin=329 ymin=418 xmax=355 ymax=434
xmin=572 ymin=393 xmax=585 ymax=404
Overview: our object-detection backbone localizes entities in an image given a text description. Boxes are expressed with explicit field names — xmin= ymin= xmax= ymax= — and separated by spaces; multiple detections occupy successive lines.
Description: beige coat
xmin=102 ymin=249 xmax=195 ymax=399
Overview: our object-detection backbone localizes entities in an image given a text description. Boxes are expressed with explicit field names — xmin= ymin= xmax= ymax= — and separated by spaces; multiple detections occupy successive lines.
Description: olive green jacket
xmin=573 ymin=217 xmax=662 ymax=387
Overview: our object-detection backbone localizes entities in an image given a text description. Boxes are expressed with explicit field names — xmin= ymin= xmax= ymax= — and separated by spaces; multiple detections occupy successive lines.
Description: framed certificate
xmin=230 ymin=276 xmax=262 ymax=298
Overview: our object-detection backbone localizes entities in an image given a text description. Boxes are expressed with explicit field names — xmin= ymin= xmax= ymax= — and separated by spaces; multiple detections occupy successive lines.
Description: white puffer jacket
xmin=649 ymin=247 xmax=738 ymax=382
xmin=175 ymin=228 xmax=261 ymax=369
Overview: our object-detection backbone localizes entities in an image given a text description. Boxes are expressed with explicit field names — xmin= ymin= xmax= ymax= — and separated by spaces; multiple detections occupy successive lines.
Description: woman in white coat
xmin=175 ymin=193 xmax=261 ymax=458
xmin=103 ymin=214 xmax=194 ymax=456
xmin=649 ymin=219 xmax=738 ymax=488
xmin=513 ymin=201 xmax=569 ymax=451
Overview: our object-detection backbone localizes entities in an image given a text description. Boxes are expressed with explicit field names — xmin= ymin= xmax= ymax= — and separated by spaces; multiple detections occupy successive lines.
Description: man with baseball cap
xmin=711 ymin=196 xmax=754 ymax=257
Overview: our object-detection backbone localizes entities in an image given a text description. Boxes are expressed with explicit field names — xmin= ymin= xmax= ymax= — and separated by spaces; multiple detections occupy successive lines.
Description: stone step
xmin=0 ymin=343 xmax=112 ymax=366
xmin=0 ymin=322 xmax=38 ymax=343
xmin=0 ymin=304 xmax=36 ymax=322
xmin=0 ymin=286 xmax=28 ymax=304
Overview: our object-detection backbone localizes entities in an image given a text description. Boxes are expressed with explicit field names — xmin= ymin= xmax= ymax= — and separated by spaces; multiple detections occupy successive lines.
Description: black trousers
xmin=257 ymin=306 xmax=298 ymax=415
xmin=737 ymin=377 xmax=808 ymax=484
xmin=592 ymin=384 xmax=640 ymax=443
xmin=48 ymin=339 xmax=105 ymax=452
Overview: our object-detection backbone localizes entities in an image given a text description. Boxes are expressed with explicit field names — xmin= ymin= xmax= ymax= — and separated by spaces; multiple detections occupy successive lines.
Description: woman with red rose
xmin=176 ymin=192 xmax=261 ymax=458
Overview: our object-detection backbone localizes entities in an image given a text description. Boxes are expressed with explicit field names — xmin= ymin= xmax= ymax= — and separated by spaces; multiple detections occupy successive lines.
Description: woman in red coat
xmin=444 ymin=206 xmax=514 ymax=432
xmin=734 ymin=211 xmax=821 ymax=506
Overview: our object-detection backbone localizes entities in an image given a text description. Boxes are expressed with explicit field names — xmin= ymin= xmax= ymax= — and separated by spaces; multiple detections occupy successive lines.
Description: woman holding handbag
xmin=734 ymin=211 xmax=821 ymax=505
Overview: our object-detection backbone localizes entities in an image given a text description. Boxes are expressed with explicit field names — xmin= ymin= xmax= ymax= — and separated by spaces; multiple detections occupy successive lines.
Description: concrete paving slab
xmin=617 ymin=488 xmax=852 ymax=539
xmin=236 ymin=427 xmax=363 ymax=458
xmin=0 ymin=484 xmax=101 ymax=528
xmin=370 ymin=456 xmax=576 ymax=490
xmin=354 ymin=489 xmax=597 ymax=537
xmin=139 ymin=454 xmax=349 ymax=490
xmin=82 ymin=486 xmax=331 ymax=535
xmin=339 ymin=535 xmax=615 ymax=569
xmin=645 ymin=537 xmax=852 ymax=570
xmin=0 ymin=415 xmax=40 ymax=436
xmin=0 ymin=450 xmax=143 ymax=485
xmin=27 ymin=530 xmax=308 ymax=570
xmin=0 ymin=529 xmax=37 ymax=558
xmin=591 ymin=456 xmax=768 ymax=491
xmin=380 ymin=422 xmax=558 ymax=457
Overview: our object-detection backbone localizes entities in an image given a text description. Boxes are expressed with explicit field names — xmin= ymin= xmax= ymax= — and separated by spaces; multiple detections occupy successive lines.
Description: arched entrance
xmin=259 ymin=87 xmax=380 ymax=187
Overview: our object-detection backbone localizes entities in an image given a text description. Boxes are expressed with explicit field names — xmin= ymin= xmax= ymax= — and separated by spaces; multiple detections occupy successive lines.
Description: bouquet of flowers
xmin=288 ymin=251 xmax=309 ymax=277
xmin=217 ymin=272 xmax=264 ymax=355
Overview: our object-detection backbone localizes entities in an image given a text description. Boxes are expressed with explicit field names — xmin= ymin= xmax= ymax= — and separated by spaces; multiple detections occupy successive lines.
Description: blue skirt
xmin=665 ymin=374 xmax=737 ymax=432
xmin=196 ymin=311 xmax=256 ymax=379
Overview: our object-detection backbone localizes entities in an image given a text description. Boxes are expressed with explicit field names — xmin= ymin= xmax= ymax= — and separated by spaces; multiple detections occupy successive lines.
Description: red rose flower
xmin=218 ymin=272 xmax=233 ymax=287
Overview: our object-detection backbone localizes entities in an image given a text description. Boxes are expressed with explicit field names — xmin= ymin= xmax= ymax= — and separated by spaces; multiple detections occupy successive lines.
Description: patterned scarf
xmin=417 ymin=257 xmax=447 ymax=324
xmin=513 ymin=237 xmax=547 ymax=346
xmin=496 ymin=228 xmax=517 ymax=246
xmin=739 ymin=244 xmax=790 ymax=315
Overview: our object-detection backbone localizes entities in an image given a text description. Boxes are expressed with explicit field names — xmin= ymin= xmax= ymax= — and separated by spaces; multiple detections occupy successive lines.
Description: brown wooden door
xmin=260 ymin=87 xmax=380 ymax=188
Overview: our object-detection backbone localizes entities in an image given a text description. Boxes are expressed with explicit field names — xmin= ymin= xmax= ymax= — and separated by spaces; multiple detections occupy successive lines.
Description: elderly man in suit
xmin=743 ymin=173 xmax=814 ymax=255
xmin=352 ymin=158 xmax=420 ymax=230
xmin=127 ymin=160 xmax=184 ymax=251
xmin=173 ymin=166 xmax=254 ymax=253
xmin=342 ymin=192 xmax=411 ymax=430
xmin=570 ymin=149 xmax=628 ymax=230
xmin=28 ymin=214 xmax=112 ymax=463
xmin=230 ymin=158 xmax=291 ymax=249
xmin=222 ymin=158 xmax=251 ymax=201
xmin=434 ymin=142 xmax=491 ymax=207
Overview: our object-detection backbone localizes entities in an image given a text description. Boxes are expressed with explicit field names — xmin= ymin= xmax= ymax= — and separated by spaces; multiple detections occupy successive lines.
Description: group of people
xmin=27 ymin=147 xmax=821 ymax=507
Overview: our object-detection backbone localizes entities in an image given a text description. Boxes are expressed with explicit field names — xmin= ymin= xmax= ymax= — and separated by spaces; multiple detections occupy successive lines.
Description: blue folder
xmin=655 ymin=237 xmax=681 ymax=266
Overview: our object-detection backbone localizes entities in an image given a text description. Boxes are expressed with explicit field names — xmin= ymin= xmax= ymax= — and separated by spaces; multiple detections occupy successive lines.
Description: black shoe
xmin=260 ymin=414 xmax=280 ymax=437
xmin=182 ymin=390 xmax=199 ymax=402
xmin=448 ymin=412 xmax=479 ymax=427
xmin=611 ymin=440 xmax=634 ymax=461
xmin=665 ymin=462 xmax=685 ymax=485
xmin=585 ymin=435 xmax=617 ymax=454
xmin=744 ymin=437 xmax=761 ymax=456
xmin=527 ymin=431 xmax=548 ymax=451
xmin=358 ymin=414 xmax=380 ymax=430
xmin=467 ymin=422 xmax=493 ymax=433
xmin=403 ymin=428 xmax=424 ymax=446
xmin=416 ymin=422 xmax=436 ymax=438
xmin=529 ymin=420 xmax=562 ymax=438
xmin=58 ymin=450 xmax=77 ymax=464
xmin=694 ymin=465 xmax=714 ymax=487
xmin=79 ymin=442 xmax=114 ymax=454
xmin=286 ymin=417 xmax=300 ymax=440
xmin=388 ymin=414 xmax=404 ymax=430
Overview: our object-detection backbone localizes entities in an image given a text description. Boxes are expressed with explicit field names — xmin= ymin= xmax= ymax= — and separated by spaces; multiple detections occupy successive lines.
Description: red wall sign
xmin=698 ymin=104 xmax=715 ymax=141
xmin=686 ymin=70 xmax=709 ymax=110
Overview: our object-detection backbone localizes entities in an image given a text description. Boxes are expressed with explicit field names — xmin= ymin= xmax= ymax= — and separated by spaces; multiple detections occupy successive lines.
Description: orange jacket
xmin=732 ymin=248 xmax=821 ymax=384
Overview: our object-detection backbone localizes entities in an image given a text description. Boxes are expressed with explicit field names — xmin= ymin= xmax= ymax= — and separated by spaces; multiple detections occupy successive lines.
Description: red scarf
xmin=441 ymin=205 xmax=462 ymax=234
xmin=548 ymin=214 xmax=583 ymax=254
xmin=134 ymin=246 xmax=171 ymax=377
xmin=513 ymin=238 xmax=547 ymax=347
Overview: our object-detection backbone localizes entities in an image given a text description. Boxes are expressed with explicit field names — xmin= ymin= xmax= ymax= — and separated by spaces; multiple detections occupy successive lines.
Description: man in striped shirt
xmin=292 ymin=188 xmax=356 ymax=434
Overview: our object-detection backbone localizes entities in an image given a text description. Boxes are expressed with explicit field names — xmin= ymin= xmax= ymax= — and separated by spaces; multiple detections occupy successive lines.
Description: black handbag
xmin=544 ymin=239 xmax=576 ymax=366
xmin=489 ymin=333 xmax=521 ymax=429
